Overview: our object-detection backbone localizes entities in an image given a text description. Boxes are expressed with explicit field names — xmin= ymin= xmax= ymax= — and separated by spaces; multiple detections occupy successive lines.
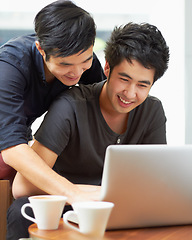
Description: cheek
xmin=84 ymin=61 xmax=93 ymax=70
xmin=108 ymin=83 xmax=121 ymax=101
xmin=52 ymin=67 xmax=68 ymax=76
xmin=137 ymin=89 xmax=150 ymax=102
xmin=46 ymin=63 xmax=56 ymax=74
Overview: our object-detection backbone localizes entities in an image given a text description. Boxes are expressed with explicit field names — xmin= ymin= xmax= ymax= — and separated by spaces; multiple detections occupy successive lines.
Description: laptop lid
xmin=100 ymin=144 xmax=192 ymax=229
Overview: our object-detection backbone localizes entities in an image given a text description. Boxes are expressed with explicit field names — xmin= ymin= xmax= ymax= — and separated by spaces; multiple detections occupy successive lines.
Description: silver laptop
xmin=100 ymin=144 xmax=192 ymax=230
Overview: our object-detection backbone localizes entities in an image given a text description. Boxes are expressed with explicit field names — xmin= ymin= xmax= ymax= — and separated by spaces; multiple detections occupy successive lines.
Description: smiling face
xmin=36 ymin=41 xmax=93 ymax=86
xmin=102 ymin=59 xmax=155 ymax=115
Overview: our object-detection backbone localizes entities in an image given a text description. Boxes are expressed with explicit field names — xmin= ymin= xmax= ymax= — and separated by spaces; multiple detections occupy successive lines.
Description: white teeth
xmin=119 ymin=96 xmax=131 ymax=104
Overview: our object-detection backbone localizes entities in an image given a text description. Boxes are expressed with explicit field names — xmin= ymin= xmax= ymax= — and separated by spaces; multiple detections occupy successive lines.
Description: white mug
xmin=21 ymin=195 xmax=67 ymax=230
xmin=63 ymin=201 xmax=114 ymax=238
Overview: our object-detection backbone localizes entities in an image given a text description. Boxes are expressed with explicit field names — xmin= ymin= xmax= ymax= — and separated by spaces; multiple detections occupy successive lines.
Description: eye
xmin=83 ymin=56 xmax=93 ymax=64
xmin=120 ymin=78 xmax=129 ymax=82
xmin=138 ymin=84 xmax=147 ymax=88
xmin=59 ymin=63 xmax=71 ymax=67
xmin=84 ymin=58 xmax=92 ymax=63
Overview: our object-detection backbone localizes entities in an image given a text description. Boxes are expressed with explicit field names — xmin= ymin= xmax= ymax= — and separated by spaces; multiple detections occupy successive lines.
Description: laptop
xmin=100 ymin=144 xmax=192 ymax=230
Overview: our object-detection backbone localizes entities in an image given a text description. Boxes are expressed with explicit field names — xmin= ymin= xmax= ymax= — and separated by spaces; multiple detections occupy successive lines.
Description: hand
xmin=69 ymin=184 xmax=101 ymax=203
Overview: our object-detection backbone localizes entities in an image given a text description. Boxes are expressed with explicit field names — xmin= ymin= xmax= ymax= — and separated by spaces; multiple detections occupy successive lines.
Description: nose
xmin=123 ymin=84 xmax=136 ymax=99
xmin=69 ymin=66 xmax=85 ymax=77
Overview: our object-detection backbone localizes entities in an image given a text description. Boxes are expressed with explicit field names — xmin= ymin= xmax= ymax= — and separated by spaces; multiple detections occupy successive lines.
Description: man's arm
xmin=2 ymin=142 xmax=100 ymax=204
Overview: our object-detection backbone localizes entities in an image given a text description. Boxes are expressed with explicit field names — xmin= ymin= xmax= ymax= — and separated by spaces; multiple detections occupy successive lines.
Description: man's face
xmin=104 ymin=59 xmax=154 ymax=114
xmin=38 ymin=43 xmax=93 ymax=86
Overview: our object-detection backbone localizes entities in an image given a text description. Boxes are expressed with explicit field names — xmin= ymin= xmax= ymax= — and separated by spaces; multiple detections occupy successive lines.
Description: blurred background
xmin=0 ymin=0 xmax=191 ymax=145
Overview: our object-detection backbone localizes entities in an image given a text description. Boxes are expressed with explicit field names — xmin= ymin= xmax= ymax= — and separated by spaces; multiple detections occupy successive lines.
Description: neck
xmin=43 ymin=62 xmax=55 ymax=83
xmin=99 ymin=83 xmax=129 ymax=134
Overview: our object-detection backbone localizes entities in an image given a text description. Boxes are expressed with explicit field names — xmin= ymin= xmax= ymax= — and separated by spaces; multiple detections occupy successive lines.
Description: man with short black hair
xmin=0 ymin=0 xmax=104 ymax=185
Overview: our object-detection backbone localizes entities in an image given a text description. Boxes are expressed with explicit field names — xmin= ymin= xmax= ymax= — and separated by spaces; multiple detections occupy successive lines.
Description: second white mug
xmin=63 ymin=201 xmax=114 ymax=238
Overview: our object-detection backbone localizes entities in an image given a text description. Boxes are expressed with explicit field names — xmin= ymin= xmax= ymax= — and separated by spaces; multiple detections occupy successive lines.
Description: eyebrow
xmin=119 ymin=72 xmax=152 ymax=85
xmin=59 ymin=55 xmax=93 ymax=66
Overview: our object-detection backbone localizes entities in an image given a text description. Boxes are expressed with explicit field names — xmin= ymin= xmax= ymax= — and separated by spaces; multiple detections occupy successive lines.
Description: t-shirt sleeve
xmin=0 ymin=61 xmax=28 ymax=151
xmin=34 ymin=94 xmax=74 ymax=155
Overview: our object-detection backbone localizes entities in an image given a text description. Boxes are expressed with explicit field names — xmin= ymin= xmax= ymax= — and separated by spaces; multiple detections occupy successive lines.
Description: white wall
xmin=185 ymin=0 xmax=192 ymax=144
xmin=0 ymin=0 xmax=186 ymax=145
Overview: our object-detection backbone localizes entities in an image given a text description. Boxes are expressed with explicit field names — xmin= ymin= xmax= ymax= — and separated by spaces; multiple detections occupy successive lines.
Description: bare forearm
xmin=2 ymin=144 xmax=80 ymax=203
xmin=12 ymin=172 xmax=47 ymax=198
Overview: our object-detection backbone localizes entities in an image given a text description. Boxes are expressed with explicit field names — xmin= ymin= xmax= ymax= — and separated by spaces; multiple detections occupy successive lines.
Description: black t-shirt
xmin=35 ymin=81 xmax=167 ymax=185
xmin=0 ymin=34 xmax=105 ymax=151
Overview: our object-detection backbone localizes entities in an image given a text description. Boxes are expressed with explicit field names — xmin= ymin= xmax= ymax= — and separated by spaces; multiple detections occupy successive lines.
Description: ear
xmin=104 ymin=61 xmax=110 ymax=78
xmin=35 ymin=41 xmax=46 ymax=57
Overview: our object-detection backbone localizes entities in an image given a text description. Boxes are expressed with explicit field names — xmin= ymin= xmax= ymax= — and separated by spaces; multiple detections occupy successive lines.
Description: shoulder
xmin=0 ymin=34 xmax=35 ymax=55
xmin=0 ymin=34 xmax=35 ymax=67
xmin=136 ymin=95 xmax=166 ymax=123
xmin=47 ymin=81 xmax=105 ymax=118
xmin=57 ymin=81 xmax=105 ymax=103
xmin=142 ymin=95 xmax=164 ymax=109
xmin=134 ymin=95 xmax=166 ymax=120
xmin=0 ymin=34 xmax=39 ymax=82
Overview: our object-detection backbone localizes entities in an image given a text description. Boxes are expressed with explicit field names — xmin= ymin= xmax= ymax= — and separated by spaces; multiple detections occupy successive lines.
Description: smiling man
xmin=0 ymin=0 xmax=105 ymax=183
xmin=0 ymin=2 xmax=105 ymax=238
xmin=9 ymin=22 xmax=169 ymax=239
xmin=36 ymin=41 xmax=94 ymax=85
xmin=99 ymin=59 xmax=154 ymax=135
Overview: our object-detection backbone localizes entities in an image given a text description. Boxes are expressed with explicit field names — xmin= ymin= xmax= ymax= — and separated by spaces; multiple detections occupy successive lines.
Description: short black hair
xmin=34 ymin=0 xmax=96 ymax=60
xmin=104 ymin=22 xmax=169 ymax=82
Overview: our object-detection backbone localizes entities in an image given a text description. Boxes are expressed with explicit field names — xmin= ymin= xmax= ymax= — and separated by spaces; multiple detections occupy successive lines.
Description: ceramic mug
xmin=63 ymin=201 xmax=114 ymax=238
xmin=21 ymin=195 xmax=67 ymax=230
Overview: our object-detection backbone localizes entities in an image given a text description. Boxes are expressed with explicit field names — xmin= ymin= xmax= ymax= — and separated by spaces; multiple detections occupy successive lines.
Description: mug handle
xmin=63 ymin=211 xmax=80 ymax=233
xmin=21 ymin=203 xmax=37 ymax=224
